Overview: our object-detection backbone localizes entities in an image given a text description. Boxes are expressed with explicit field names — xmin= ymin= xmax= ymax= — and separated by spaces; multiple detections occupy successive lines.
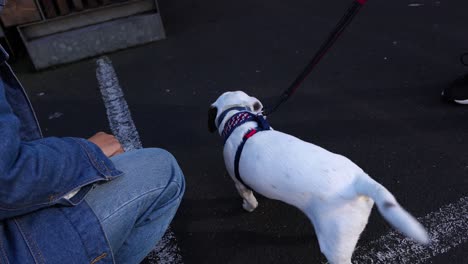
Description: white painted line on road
xmin=96 ymin=56 xmax=183 ymax=264
xmin=95 ymin=56 xmax=142 ymax=152
xmin=353 ymin=196 xmax=468 ymax=263
xmin=152 ymin=226 xmax=184 ymax=264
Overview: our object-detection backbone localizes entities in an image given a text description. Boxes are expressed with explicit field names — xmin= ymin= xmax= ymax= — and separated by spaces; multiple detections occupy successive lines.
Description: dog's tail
xmin=353 ymin=174 xmax=429 ymax=244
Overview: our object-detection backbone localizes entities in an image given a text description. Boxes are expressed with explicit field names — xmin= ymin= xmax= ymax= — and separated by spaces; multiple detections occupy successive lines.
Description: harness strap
xmin=234 ymin=129 xmax=258 ymax=188
xmin=233 ymin=114 xmax=271 ymax=189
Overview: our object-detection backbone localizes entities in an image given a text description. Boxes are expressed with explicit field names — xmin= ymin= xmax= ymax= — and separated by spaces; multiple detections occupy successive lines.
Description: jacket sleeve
xmin=0 ymin=77 xmax=122 ymax=220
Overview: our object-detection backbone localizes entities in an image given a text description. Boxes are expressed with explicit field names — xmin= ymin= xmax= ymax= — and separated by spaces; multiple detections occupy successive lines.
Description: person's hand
xmin=88 ymin=132 xmax=124 ymax=157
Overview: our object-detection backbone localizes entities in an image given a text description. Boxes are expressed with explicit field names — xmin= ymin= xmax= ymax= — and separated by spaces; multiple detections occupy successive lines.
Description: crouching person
xmin=0 ymin=44 xmax=185 ymax=263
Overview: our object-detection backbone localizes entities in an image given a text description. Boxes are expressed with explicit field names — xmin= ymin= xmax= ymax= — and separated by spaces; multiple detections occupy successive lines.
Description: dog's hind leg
xmin=234 ymin=181 xmax=258 ymax=212
xmin=304 ymin=198 xmax=373 ymax=264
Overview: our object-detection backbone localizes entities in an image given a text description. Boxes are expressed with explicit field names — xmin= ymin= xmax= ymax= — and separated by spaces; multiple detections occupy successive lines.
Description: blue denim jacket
xmin=0 ymin=46 xmax=122 ymax=263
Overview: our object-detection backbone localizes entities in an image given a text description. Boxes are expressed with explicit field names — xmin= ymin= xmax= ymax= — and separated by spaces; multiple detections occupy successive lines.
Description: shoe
xmin=441 ymin=53 xmax=468 ymax=104
xmin=441 ymin=73 xmax=468 ymax=104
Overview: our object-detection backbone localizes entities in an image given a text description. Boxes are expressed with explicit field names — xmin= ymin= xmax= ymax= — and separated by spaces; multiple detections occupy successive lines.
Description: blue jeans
xmin=84 ymin=148 xmax=185 ymax=264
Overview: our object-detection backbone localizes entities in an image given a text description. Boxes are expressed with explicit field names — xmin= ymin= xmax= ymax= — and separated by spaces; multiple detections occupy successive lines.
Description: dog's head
xmin=208 ymin=91 xmax=264 ymax=133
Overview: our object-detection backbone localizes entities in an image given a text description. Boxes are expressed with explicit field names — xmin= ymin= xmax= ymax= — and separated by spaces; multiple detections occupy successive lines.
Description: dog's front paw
xmin=242 ymin=199 xmax=258 ymax=212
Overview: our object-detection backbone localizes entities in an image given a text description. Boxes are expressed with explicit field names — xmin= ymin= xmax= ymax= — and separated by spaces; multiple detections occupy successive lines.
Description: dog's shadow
xmin=174 ymin=196 xmax=317 ymax=245
xmin=172 ymin=195 xmax=390 ymax=263
xmin=172 ymin=196 xmax=322 ymax=263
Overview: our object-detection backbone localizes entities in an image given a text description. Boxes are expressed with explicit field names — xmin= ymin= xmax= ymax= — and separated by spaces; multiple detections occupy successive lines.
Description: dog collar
xmin=222 ymin=112 xmax=257 ymax=143
xmin=216 ymin=106 xmax=249 ymax=128
xmin=221 ymin=111 xmax=271 ymax=142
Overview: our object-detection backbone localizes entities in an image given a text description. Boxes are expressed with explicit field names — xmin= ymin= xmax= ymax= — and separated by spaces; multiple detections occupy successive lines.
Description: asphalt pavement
xmin=10 ymin=0 xmax=468 ymax=263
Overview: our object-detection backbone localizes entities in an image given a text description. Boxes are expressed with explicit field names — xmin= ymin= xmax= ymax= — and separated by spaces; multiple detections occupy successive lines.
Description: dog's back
xmin=237 ymin=129 xmax=428 ymax=263
xmin=238 ymin=130 xmax=363 ymax=207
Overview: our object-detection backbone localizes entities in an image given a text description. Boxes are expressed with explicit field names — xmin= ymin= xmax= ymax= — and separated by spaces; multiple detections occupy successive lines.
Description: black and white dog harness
xmin=218 ymin=107 xmax=271 ymax=189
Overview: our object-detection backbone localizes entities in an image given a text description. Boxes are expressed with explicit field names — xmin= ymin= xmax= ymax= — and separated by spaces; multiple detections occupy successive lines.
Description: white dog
xmin=208 ymin=91 xmax=429 ymax=264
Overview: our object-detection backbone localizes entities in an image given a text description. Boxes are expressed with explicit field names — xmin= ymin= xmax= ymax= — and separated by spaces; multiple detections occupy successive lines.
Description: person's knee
xmin=140 ymin=148 xmax=185 ymax=194
xmin=110 ymin=148 xmax=185 ymax=200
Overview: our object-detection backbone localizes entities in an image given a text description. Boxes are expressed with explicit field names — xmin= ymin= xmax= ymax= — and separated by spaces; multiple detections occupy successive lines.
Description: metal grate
xmin=39 ymin=0 xmax=115 ymax=18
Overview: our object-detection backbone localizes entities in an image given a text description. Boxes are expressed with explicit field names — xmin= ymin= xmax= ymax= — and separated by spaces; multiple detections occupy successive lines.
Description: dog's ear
xmin=248 ymin=96 xmax=264 ymax=113
xmin=208 ymin=106 xmax=218 ymax=133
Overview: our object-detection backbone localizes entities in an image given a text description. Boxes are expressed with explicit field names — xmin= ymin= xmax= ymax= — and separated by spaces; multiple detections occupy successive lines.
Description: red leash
xmin=264 ymin=0 xmax=368 ymax=116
